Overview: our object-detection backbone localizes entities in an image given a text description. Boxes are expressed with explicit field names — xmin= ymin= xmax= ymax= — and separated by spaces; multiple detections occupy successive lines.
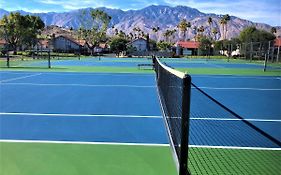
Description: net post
xmin=179 ymin=74 xmax=191 ymax=175
xmin=48 ymin=50 xmax=51 ymax=68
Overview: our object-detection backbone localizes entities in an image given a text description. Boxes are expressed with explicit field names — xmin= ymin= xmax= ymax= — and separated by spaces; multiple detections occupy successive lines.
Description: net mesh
xmin=157 ymin=58 xmax=280 ymax=175
xmin=154 ymin=57 xmax=191 ymax=175
xmin=188 ymin=85 xmax=281 ymax=174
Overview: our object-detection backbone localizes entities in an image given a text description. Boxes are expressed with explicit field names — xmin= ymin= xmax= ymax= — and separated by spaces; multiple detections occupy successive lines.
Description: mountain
xmin=0 ymin=5 xmax=280 ymax=41
xmin=0 ymin=9 xmax=9 ymax=17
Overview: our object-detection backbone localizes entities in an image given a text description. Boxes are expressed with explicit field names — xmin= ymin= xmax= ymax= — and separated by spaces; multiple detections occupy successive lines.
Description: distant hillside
xmin=0 ymin=5 xmax=280 ymax=41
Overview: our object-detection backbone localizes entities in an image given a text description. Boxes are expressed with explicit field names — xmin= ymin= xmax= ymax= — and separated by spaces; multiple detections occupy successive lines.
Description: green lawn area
xmin=0 ymin=142 xmax=177 ymax=175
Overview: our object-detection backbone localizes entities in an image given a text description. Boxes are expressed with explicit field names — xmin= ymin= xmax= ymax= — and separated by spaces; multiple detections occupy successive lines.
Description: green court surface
xmin=188 ymin=148 xmax=281 ymax=175
xmin=1 ymin=142 xmax=280 ymax=175
xmin=0 ymin=142 xmax=177 ymax=175
xmin=178 ymin=67 xmax=281 ymax=76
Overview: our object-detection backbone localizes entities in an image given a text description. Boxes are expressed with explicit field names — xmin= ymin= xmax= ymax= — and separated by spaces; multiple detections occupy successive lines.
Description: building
xmin=0 ymin=39 xmax=7 ymax=48
xmin=129 ymin=38 xmax=149 ymax=52
xmin=52 ymin=35 xmax=82 ymax=52
xmin=175 ymin=41 xmax=200 ymax=56
xmin=274 ymin=38 xmax=281 ymax=47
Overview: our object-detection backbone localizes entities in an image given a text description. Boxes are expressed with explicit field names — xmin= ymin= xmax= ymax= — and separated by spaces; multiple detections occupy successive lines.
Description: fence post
xmin=250 ymin=42 xmax=253 ymax=62
xmin=48 ymin=50 xmax=51 ymax=68
xmin=277 ymin=46 xmax=280 ymax=62
xmin=6 ymin=50 xmax=10 ymax=68
xmin=263 ymin=54 xmax=267 ymax=72
xmin=271 ymin=41 xmax=274 ymax=62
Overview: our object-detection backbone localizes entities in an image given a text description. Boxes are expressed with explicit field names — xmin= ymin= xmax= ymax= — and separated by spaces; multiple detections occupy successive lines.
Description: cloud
xmin=20 ymin=8 xmax=55 ymax=13
xmin=164 ymin=0 xmax=281 ymax=25
xmin=34 ymin=0 xmax=112 ymax=10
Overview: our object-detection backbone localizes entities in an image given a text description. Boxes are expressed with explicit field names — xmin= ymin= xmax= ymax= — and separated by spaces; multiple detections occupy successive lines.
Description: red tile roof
xmin=176 ymin=41 xmax=200 ymax=49
xmin=274 ymin=38 xmax=281 ymax=47
xmin=0 ymin=39 xmax=6 ymax=45
xmin=39 ymin=40 xmax=49 ymax=47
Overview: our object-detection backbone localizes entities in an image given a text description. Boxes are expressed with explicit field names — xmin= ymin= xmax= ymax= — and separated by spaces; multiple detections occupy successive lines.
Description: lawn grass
xmin=0 ymin=142 xmax=177 ymax=175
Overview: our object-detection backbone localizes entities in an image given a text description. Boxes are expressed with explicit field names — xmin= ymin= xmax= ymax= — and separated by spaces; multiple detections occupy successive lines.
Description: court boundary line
xmin=0 ymin=71 xmax=154 ymax=76
xmin=0 ymin=112 xmax=280 ymax=122
xmin=193 ymin=87 xmax=281 ymax=91
xmin=190 ymin=117 xmax=281 ymax=122
xmin=0 ymin=139 xmax=169 ymax=147
xmin=0 ymin=140 xmax=279 ymax=150
xmin=189 ymin=145 xmax=281 ymax=151
xmin=192 ymin=75 xmax=280 ymax=80
xmin=0 ymin=112 xmax=162 ymax=118
xmin=0 ymin=82 xmax=156 ymax=88
xmin=0 ymin=73 xmax=42 ymax=83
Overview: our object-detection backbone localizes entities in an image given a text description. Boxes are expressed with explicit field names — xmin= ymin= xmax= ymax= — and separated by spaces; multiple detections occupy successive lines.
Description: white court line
xmin=0 ymin=140 xmax=279 ymax=151
xmin=0 ymin=139 xmax=169 ymax=147
xmin=191 ymin=117 xmax=281 ymax=122
xmin=189 ymin=145 xmax=281 ymax=151
xmin=0 ymin=112 xmax=162 ymax=118
xmin=0 ymin=82 xmax=156 ymax=88
xmin=192 ymin=75 xmax=280 ymax=80
xmin=0 ymin=73 xmax=42 ymax=83
xmin=193 ymin=87 xmax=281 ymax=91
xmin=0 ymin=71 xmax=154 ymax=77
xmin=1 ymin=112 xmax=279 ymax=123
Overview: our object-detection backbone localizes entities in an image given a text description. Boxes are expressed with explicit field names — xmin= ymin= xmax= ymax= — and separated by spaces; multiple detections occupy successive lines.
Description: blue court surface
xmin=18 ymin=57 xmax=281 ymax=70
xmin=0 ymin=71 xmax=280 ymax=148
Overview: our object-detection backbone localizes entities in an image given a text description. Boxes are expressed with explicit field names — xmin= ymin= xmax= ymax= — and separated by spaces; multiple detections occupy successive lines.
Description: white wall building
xmin=53 ymin=36 xmax=81 ymax=51
xmin=129 ymin=38 xmax=148 ymax=52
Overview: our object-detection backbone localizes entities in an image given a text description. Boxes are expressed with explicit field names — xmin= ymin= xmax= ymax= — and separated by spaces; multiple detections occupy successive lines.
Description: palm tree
xmin=152 ymin=26 xmax=160 ymax=33
xmin=271 ymin=27 xmax=277 ymax=34
xmin=178 ymin=19 xmax=189 ymax=41
xmin=208 ymin=17 xmax=213 ymax=39
xmin=220 ymin=14 xmax=230 ymax=40
xmin=212 ymin=28 xmax=218 ymax=41
xmin=224 ymin=14 xmax=231 ymax=39
xmin=197 ymin=26 xmax=205 ymax=41
xmin=220 ymin=18 xmax=226 ymax=40
xmin=114 ymin=28 xmax=119 ymax=36
xmin=193 ymin=26 xmax=198 ymax=41
xmin=163 ymin=30 xmax=171 ymax=42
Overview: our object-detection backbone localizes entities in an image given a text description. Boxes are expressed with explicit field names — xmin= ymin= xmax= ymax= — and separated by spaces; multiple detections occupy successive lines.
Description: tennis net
xmin=153 ymin=57 xmax=191 ymax=175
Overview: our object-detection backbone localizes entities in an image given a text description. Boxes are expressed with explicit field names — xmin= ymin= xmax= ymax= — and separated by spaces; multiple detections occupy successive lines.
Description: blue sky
xmin=1 ymin=0 xmax=280 ymax=26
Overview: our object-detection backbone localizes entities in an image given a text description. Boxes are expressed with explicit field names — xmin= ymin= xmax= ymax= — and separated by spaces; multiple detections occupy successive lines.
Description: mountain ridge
xmin=0 ymin=5 xmax=280 ymax=41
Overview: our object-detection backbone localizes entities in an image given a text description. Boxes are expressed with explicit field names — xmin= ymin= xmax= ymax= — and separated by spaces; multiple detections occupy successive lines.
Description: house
xmin=274 ymin=38 xmax=281 ymax=47
xmin=0 ymin=39 xmax=7 ymax=48
xmin=175 ymin=41 xmax=200 ymax=56
xmin=34 ymin=40 xmax=50 ymax=50
xmin=129 ymin=38 xmax=149 ymax=52
xmin=94 ymin=43 xmax=110 ymax=53
xmin=52 ymin=35 xmax=82 ymax=52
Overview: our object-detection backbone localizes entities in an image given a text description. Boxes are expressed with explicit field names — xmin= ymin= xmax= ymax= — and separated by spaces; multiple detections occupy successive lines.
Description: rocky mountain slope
xmin=0 ymin=5 xmax=280 ymax=41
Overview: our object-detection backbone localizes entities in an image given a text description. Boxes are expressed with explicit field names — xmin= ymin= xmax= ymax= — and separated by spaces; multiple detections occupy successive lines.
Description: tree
xmin=198 ymin=36 xmax=212 ymax=56
xmin=157 ymin=41 xmax=172 ymax=51
xmin=0 ymin=12 xmax=44 ymax=54
xmin=79 ymin=9 xmax=111 ymax=54
xmin=239 ymin=26 xmax=275 ymax=43
xmin=178 ymin=19 xmax=190 ymax=41
xmin=220 ymin=14 xmax=230 ymax=40
xmin=212 ymin=28 xmax=218 ymax=41
xmin=109 ymin=37 xmax=128 ymax=57
xmin=271 ymin=27 xmax=277 ymax=34
xmin=208 ymin=17 xmax=213 ymax=39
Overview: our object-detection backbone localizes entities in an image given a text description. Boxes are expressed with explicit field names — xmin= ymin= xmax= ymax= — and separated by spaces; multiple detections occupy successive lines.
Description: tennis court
xmin=0 ymin=57 xmax=281 ymax=175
